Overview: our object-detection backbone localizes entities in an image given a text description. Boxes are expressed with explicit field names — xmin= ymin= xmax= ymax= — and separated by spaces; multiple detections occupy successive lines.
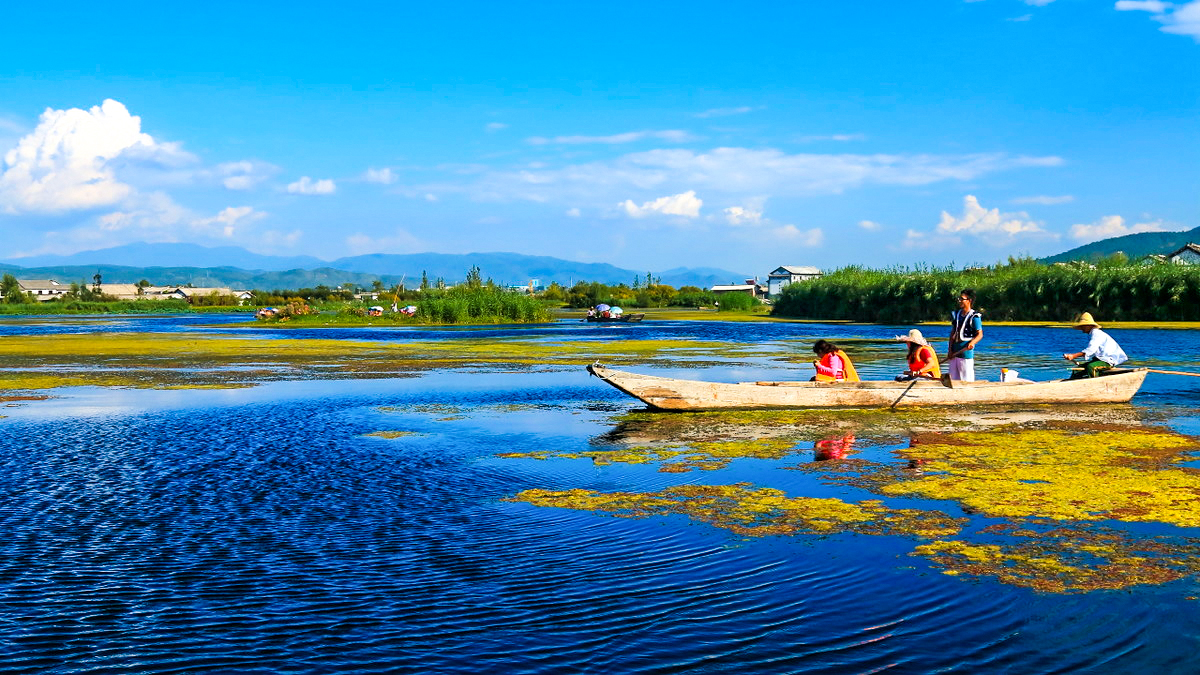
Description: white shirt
xmin=1082 ymin=328 xmax=1128 ymax=366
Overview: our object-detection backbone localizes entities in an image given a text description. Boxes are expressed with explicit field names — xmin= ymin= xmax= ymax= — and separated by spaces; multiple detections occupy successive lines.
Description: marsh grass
xmin=773 ymin=262 xmax=1200 ymax=322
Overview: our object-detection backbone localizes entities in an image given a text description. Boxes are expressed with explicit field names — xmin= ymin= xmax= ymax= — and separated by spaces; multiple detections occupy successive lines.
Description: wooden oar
xmin=890 ymin=379 xmax=919 ymax=409
xmin=1146 ymin=368 xmax=1200 ymax=378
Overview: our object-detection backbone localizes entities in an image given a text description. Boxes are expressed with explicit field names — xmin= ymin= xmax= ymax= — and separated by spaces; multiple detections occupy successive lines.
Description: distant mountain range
xmin=0 ymin=243 xmax=750 ymax=289
xmin=1040 ymin=226 xmax=1200 ymax=264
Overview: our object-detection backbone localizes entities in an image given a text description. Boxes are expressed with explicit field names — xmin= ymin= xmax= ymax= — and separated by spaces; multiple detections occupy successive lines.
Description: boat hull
xmin=586 ymin=365 xmax=1148 ymax=410
xmin=586 ymin=314 xmax=645 ymax=323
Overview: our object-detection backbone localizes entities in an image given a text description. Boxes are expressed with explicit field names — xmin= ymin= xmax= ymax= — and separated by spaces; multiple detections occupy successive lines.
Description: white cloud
xmin=424 ymin=193 xmax=438 ymax=202
xmin=0 ymin=99 xmax=190 ymax=213
xmin=773 ymin=225 xmax=824 ymax=246
xmin=859 ymin=219 xmax=883 ymax=231
xmin=218 ymin=160 xmax=275 ymax=190
xmin=470 ymin=148 xmax=1063 ymax=205
xmin=1117 ymin=1 xmax=1200 ymax=40
xmin=566 ymin=207 xmax=581 ymax=217
xmin=486 ymin=122 xmax=509 ymax=132
xmin=936 ymin=195 xmax=1049 ymax=239
xmin=527 ymin=130 xmax=696 ymax=145
xmin=287 ymin=176 xmax=336 ymax=195
xmin=1116 ymin=0 xmax=1172 ymax=12
xmin=796 ymin=133 xmax=867 ymax=143
xmin=619 ymin=190 xmax=703 ymax=219
xmin=363 ymin=167 xmax=396 ymax=184
xmin=1024 ymin=0 xmax=1055 ymax=5
xmin=694 ymin=106 xmax=759 ymax=119
xmin=259 ymin=229 xmax=304 ymax=249
xmin=1012 ymin=194 xmax=1074 ymax=205
xmin=1069 ymin=215 xmax=1167 ymax=242
xmin=192 ymin=206 xmax=267 ymax=237
xmin=723 ymin=205 xmax=763 ymax=226
xmin=1008 ymin=14 xmax=1034 ymax=21
xmin=345 ymin=228 xmax=420 ymax=255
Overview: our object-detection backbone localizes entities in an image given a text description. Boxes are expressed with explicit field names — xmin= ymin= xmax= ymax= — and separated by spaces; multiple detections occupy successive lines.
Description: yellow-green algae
xmin=508 ymin=483 xmax=964 ymax=538
xmin=362 ymin=431 xmax=423 ymax=439
xmin=0 ymin=332 xmax=784 ymax=392
xmin=912 ymin=527 xmax=1200 ymax=593
xmin=500 ymin=438 xmax=805 ymax=473
xmin=880 ymin=426 xmax=1200 ymax=527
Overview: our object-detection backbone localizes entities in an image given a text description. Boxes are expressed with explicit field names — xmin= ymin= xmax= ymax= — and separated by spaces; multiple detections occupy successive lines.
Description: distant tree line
xmin=772 ymin=256 xmax=1200 ymax=322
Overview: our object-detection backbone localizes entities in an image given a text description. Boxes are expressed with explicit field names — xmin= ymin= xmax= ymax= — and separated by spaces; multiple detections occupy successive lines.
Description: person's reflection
xmin=906 ymin=434 xmax=927 ymax=471
xmin=814 ymin=433 xmax=855 ymax=461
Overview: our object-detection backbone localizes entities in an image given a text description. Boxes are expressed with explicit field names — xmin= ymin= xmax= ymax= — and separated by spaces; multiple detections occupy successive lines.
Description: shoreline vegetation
xmin=771 ymin=257 xmax=1200 ymax=323
xmin=7 ymin=258 xmax=1200 ymax=326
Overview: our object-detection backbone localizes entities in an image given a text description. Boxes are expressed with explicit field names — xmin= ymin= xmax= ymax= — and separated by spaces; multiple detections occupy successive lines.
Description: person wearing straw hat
xmin=895 ymin=329 xmax=941 ymax=382
xmin=1063 ymin=312 xmax=1127 ymax=379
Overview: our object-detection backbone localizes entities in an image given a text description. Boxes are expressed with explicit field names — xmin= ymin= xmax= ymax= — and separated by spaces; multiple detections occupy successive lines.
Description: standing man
xmin=946 ymin=288 xmax=983 ymax=382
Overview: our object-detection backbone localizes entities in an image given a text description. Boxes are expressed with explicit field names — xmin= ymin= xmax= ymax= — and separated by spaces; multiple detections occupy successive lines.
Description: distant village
xmin=5 ymin=242 xmax=1198 ymax=305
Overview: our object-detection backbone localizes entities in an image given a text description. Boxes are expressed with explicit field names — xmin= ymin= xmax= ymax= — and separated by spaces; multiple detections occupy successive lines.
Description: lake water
xmin=2 ymin=315 xmax=1200 ymax=673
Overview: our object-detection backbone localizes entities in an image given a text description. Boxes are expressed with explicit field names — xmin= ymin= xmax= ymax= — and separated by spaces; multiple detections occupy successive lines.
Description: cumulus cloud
xmin=694 ymin=106 xmax=759 ymax=119
xmin=287 ymin=176 xmax=336 ymax=195
xmin=527 ymin=130 xmax=696 ymax=145
xmin=363 ymin=167 xmax=396 ymax=184
xmin=1117 ymin=1 xmax=1200 ymax=40
xmin=723 ymin=205 xmax=763 ymax=226
xmin=859 ymin=220 xmax=883 ymax=231
xmin=1069 ymin=215 xmax=1167 ymax=242
xmin=936 ymin=195 xmax=1047 ymax=237
xmin=619 ymin=190 xmax=703 ymax=219
xmin=0 ymin=99 xmax=191 ymax=213
xmin=1012 ymin=194 xmax=1074 ymax=205
xmin=192 ymin=206 xmax=267 ymax=237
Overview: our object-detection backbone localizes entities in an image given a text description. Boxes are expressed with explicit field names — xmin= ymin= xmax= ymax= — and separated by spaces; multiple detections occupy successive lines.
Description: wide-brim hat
xmin=895 ymin=329 xmax=928 ymax=346
xmin=1072 ymin=312 xmax=1100 ymax=328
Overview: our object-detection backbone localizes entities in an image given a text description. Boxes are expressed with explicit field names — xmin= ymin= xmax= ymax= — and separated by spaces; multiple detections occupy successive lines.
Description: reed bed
xmin=771 ymin=263 xmax=1200 ymax=322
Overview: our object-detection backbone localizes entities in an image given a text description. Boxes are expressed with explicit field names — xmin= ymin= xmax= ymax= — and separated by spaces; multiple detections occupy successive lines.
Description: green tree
xmin=1 ymin=274 xmax=30 ymax=304
xmin=465 ymin=265 xmax=483 ymax=289
xmin=420 ymin=270 xmax=430 ymax=291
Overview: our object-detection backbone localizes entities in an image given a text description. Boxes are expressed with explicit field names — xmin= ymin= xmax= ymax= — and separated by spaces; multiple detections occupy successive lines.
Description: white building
xmin=767 ymin=266 xmax=822 ymax=299
xmin=1167 ymin=243 xmax=1200 ymax=265
xmin=17 ymin=279 xmax=69 ymax=302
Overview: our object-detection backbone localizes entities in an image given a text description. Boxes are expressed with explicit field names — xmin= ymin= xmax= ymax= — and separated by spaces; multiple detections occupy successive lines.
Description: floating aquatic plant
xmin=508 ymin=483 xmax=964 ymax=539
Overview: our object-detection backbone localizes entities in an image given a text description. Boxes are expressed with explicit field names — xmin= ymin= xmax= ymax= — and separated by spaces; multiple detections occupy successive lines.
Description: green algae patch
xmin=508 ymin=483 xmax=964 ymax=539
xmin=913 ymin=528 xmax=1200 ymax=593
xmin=501 ymin=438 xmax=805 ymax=472
xmin=362 ymin=431 xmax=424 ymax=439
xmin=0 ymin=332 xmax=787 ymax=393
xmin=881 ymin=427 xmax=1200 ymax=526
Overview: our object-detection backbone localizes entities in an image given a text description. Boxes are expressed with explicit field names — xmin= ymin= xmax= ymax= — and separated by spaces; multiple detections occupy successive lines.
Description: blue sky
xmin=0 ymin=0 xmax=1196 ymax=275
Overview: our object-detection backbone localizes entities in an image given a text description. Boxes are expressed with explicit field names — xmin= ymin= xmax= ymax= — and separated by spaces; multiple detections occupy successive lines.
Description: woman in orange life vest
xmin=810 ymin=339 xmax=860 ymax=382
xmin=895 ymin=329 xmax=941 ymax=382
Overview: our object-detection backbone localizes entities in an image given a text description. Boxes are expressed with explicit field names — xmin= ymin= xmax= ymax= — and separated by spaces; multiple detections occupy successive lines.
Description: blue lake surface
xmin=2 ymin=315 xmax=1200 ymax=673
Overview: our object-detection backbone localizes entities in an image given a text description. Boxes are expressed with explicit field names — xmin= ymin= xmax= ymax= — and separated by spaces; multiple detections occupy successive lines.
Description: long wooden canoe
xmin=586 ymin=364 xmax=1148 ymax=410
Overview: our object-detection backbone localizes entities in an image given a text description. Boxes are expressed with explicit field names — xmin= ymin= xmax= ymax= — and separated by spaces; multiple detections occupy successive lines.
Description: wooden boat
xmin=586 ymin=313 xmax=645 ymax=323
xmin=586 ymin=364 xmax=1148 ymax=410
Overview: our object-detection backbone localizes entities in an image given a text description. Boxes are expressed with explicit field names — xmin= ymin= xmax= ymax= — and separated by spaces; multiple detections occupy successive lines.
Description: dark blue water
xmin=2 ymin=317 xmax=1200 ymax=673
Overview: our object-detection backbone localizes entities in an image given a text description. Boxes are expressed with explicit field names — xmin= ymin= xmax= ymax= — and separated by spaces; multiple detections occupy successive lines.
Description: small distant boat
xmin=586 ymin=364 xmax=1148 ymax=410
xmin=586 ymin=313 xmax=645 ymax=323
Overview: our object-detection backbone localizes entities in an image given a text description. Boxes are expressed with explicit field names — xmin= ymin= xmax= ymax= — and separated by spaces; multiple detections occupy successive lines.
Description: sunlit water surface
xmin=2 ymin=315 xmax=1200 ymax=673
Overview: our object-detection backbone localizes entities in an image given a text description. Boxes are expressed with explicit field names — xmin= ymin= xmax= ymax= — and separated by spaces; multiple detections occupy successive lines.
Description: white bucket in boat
xmin=1001 ymin=368 xmax=1019 ymax=382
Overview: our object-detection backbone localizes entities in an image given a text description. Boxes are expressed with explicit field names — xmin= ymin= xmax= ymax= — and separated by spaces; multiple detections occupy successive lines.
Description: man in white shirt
xmin=1063 ymin=312 xmax=1127 ymax=379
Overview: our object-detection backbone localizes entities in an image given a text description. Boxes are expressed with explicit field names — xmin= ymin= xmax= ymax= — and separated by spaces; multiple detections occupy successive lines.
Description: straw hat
xmin=895 ymin=328 xmax=929 ymax=346
xmin=1072 ymin=312 xmax=1100 ymax=329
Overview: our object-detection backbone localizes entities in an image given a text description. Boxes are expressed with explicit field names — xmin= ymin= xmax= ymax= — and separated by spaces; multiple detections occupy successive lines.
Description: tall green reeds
xmin=416 ymin=287 xmax=551 ymax=324
xmin=771 ymin=262 xmax=1200 ymax=322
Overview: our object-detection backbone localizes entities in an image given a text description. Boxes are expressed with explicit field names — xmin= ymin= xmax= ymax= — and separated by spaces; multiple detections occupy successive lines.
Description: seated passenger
xmin=895 ymin=329 xmax=941 ymax=381
xmin=811 ymin=339 xmax=860 ymax=382
xmin=1063 ymin=312 xmax=1127 ymax=379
